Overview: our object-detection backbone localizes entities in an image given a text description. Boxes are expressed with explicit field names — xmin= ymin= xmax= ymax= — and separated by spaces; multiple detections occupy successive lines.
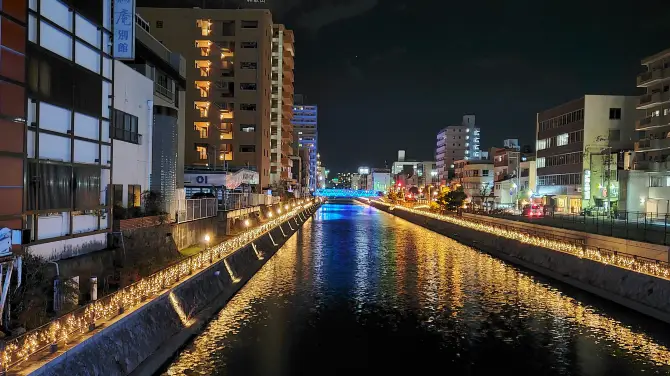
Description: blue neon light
xmin=314 ymin=189 xmax=380 ymax=198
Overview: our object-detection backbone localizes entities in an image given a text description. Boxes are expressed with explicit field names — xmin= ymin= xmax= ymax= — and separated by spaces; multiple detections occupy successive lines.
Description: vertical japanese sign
xmin=113 ymin=0 xmax=135 ymax=60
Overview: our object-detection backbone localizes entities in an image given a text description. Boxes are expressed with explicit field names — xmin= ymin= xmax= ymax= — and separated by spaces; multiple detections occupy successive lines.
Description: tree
xmin=408 ymin=186 xmax=420 ymax=196
xmin=387 ymin=190 xmax=398 ymax=203
xmin=445 ymin=187 xmax=467 ymax=210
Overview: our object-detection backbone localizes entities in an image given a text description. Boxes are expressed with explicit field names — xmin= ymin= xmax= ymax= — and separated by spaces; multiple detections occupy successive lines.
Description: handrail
xmin=1 ymin=200 xmax=318 ymax=371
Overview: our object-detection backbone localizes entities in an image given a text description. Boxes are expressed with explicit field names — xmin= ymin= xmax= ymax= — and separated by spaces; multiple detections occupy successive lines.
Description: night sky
xmin=139 ymin=0 xmax=670 ymax=172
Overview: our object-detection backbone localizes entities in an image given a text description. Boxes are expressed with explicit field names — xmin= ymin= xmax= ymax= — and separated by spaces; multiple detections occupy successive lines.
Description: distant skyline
xmin=138 ymin=0 xmax=670 ymax=172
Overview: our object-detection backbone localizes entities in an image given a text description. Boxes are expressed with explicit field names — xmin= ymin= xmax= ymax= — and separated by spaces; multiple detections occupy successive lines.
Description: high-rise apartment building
xmin=536 ymin=95 xmax=637 ymax=214
xmin=435 ymin=115 xmax=482 ymax=184
xmin=0 ymin=0 xmax=114 ymax=259
xmin=137 ymin=8 xmax=274 ymax=188
xmin=292 ymin=94 xmax=318 ymax=191
xmin=619 ymin=48 xmax=670 ymax=213
xmin=269 ymin=25 xmax=295 ymax=187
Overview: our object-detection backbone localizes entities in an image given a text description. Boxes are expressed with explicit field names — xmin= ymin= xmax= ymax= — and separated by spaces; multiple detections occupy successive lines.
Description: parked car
xmin=522 ymin=204 xmax=543 ymax=217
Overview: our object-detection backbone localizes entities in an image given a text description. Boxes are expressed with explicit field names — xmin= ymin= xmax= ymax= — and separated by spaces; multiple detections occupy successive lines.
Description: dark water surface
xmin=161 ymin=202 xmax=670 ymax=376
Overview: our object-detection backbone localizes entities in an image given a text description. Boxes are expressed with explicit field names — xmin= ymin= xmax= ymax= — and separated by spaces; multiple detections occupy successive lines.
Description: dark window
xmin=156 ymin=20 xmax=163 ymax=28
xmin=219 ymin=81 xmax=234 ymax=97
xmin=239 ymin=145 xmax=255 ymax=152
xmin=112 ymin=184 xmax=123 ymax=207
xmin=28 ymin=161 xmax=73 ymax=211
xmin=67 ymin=0 xmax=103 ymax=25
xmin=609 ymin=108 xmax=621 ymax=120
xmin=240 ymin=103 xmax=256 ymax=111
xmin=127 ymin=184 xmax=141 ymax=208
xmin=241 ymin=62 xmax=257 ymax=69
xmin=271 ymin=112 xmax=278 ymax=121
xmin=221 ymin=21 xmax=235 ymax=36
xmin=272 ymin=58 xmax=279 ymax=66
xmin=241 ymin=42 xmax=257 ymax=49
xmin=241 ymin=20 xmax=258 ymax=28
xmin=240 ymin=83 xmax=257 ymax=90
xmin=111 ymin=109 xmax=142 ymax=144
xmin=608 ymin=129 xmax=621 ymax=141
xmin=240 ymin=124 xmax=256 ymax=132
xmin=74 ymin=166 xmax=101 ymax=210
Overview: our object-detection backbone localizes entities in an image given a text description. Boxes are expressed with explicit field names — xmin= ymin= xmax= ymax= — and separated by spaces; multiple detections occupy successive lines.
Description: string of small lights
xmin=373 ymin=200 xmax=670 ymax=281
xmin=1 ymin=200 xmax=318 ymax=371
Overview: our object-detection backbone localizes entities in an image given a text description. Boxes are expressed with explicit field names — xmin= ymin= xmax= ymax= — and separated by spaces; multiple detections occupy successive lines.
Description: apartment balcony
xmin=635 ymin=137 xmax=670 ymax=152
xmin=436 ymin=138 xmax=446 ymax=147
xmin=282 ymin=143 xmax=292 ymax=156
xmin=281 ymin=157 xmax=290 ymax=166
xmin=436 ymin=145 xmax=446 ymax=154
xmin=283 ymin=69 xmax=294 ymax=83
xmin=636 ymin=113 xmax=670 ymax=130
xmin=637 ymin=68 xmax=670 ymax=87
xmin=637 ymin=91 xmax=670 ymax=109
xmin=634 ymin=160 xmax=670 ymax=172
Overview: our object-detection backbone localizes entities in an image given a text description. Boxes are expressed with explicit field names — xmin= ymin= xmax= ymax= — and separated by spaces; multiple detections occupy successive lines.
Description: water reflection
xmin=161 ymin=203 xmax=670 ymax=376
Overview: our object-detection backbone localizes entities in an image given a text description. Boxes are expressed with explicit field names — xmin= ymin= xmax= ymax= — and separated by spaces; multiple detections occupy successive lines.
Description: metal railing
xmin=462 ymin=208 xmax=670 ymax=246
xmin=176 ymin=198 xmax=217 ymax=223
xmin=0 ymin=202 xmax=317 ymax=372
xmin=220 ymin=193 xmax=279 ymax=211
xmin=371 ymin=200 xmax=670 ymax=281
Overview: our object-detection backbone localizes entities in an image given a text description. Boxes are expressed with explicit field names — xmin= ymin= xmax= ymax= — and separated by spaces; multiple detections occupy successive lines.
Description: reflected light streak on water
xmin=161 ymin=203 xmax=670 ymax=376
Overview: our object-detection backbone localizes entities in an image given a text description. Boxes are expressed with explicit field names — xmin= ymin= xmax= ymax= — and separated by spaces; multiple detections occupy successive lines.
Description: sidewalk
xmin=468 ymin=211 xmax=670 ymax=246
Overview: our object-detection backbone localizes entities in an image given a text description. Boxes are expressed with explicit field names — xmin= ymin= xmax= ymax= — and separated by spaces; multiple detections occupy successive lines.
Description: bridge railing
xmin=315 ymin=189 xmax=380 ymax=198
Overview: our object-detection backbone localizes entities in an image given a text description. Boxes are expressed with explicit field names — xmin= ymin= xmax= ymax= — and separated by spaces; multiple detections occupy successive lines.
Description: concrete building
xmin=129 ymin=15 xmax=187 ymax=218
xmin=0 ymin=0 xmax=115 ymax=259
xmin=111 ymin=62 xmax=154 ymax=210
xmin=618 ymin=48 xmax=670 ymax=214
xmin=536 ymin=95 xmax=637 ymax=214
xmin=292 ymin=95 xmax=318 ymax=191
xmin=435 ymin=115 xmax=482 ymax=183
xmin=270 ymin=25 xmax=295 ymax=188
xmin=137 ymin=8 xmax=274 ymax=188
xmin=453 ymin=159 xmax=494 ymax=208
xmin=357 ymin=168 xmax=391 ymax=192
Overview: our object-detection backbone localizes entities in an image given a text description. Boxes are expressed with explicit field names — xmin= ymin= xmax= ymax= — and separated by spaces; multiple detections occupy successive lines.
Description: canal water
xmin=160 ymin=202 xmax=670 ymax=376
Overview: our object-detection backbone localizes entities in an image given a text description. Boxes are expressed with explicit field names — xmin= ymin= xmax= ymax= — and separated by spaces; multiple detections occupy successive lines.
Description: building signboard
xmin=113 ymin=0 xmax=135 ymax=60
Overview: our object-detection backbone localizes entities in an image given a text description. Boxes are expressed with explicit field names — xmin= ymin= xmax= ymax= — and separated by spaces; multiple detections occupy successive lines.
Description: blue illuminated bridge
xmin=314 ymin=189 xmax=381 ymax=198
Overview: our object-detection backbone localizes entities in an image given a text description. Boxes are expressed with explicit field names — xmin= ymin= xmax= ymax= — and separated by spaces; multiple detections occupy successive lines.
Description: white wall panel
xmin=100 ymin=168 xmax=110 ymax=204
xmin=101 ymin=120 xmax=110 ymax=142
xmin=103 ymin=0 xmax=111 ymax=31
xmin=75 ymin=14 xmax=100 ymax=48
xmin=103 ymin=57 xmax=112 ymax=79
xmin=39 ymin=133 xmax=71 ymax=161
xmin=73 ymin=139 xmax=99 ymax=164
xmin=27 ymin=233 xmax=107 ymax=261
xmin=37 ymin=213 xmax=70 ymax=240
xmin=102 ymin=81 xmax=111 ymax=118
xmin=41 ymin=0 xmax=72 ymax=31
xmin=40 ymin=21 xmax=72 ymax=60
xmin=29 ymin=14 xmax=37 ymax=42
xmin=27 ymin=130 xmax=35 ymax=158
xmin=75 ymin=41 xmax=100 ymax=73
xmin=73 ymin=214 xmax=98 ymax=234
xmin=39 ymin=102 xmax=70 ymax=133
xmin=101 ymin=144 xmax=111 ymax=166
xmin=74 ymin=112 xmax=99 ymax=140
xmin=103 ymin=31 xmax=111 ymax=54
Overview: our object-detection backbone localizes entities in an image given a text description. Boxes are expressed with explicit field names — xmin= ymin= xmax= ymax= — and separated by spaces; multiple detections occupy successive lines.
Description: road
xmin=159 ymin=202 xmax=670 ymax=376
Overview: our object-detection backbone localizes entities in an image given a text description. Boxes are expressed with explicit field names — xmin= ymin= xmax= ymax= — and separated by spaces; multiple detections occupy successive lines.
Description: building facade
xmin=536 ymin=95 xmax=637 ymax=214
xmin=137 ymin=8 xmax=274 ymax=188
xmin=453 ymin=159 xmax=494 ymax=207
xmin=292 ymin=95 xmax=317 ymax=191
xmin=129 ymin=14 xmax=187 ymax=218
xmin=111 ymin=61 xmax=153 ymax=211
xmin=0 ymin=0 xmax=115 ymax=259
xmin=436 ymin=115 xmax=482 ymax=183
xmin=619 ymin=48 xmax=670 ymax=214
xmin=269 ymin=25 xmax=294 ymax=188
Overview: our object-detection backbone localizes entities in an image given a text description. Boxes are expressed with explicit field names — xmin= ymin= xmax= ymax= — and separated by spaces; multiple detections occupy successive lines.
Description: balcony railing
xmin=176 ymin=198 xmax=216 ymax=223
xmin=635 ymin=138 xmax=670 ymax=152
xmin=111 ymin=128 xmax=142 ymax=144
xmin=637 ymin=68 xmax=668 ymax=87
xmin=636 ymin=113 xmax=670 ymax=130
xmin=154 ymin=82 xmax=174 ymax=100
xmin=637 ymin=91 xmax=670 ymax=109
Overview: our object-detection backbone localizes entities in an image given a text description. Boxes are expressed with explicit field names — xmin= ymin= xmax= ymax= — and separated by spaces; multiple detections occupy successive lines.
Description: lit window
xmin=197 ymin=146 xmax=207 ymax=160
xmin=537 ymin=157 xmax=545 ymax=168
xmin=557 ymin=133 xmax=569 ymax=146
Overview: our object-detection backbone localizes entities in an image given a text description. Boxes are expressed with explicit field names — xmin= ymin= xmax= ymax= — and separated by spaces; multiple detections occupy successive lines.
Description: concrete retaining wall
xmin=462 ymin=213 xmax=669 ymax=262
xmin=372 ymin=202 xmax=670 ymax=324
xmin=27 ymin=205 xmax=319 ymax=376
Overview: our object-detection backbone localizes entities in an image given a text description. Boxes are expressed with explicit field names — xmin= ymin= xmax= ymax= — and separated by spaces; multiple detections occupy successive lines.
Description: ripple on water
xmin=161 ymin=203 xmax=670 ymax=376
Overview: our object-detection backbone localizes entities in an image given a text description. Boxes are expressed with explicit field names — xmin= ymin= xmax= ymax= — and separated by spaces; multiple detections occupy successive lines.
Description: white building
xmin=111 ymin=61 xmax=154 ymax=209
xmin=536 ymin=95 xmax=637 ymax=213
xmin=436 ymin=115 xmax=482 ymax=183
xmin=453 ymin=159 xmax=494 ymax=207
